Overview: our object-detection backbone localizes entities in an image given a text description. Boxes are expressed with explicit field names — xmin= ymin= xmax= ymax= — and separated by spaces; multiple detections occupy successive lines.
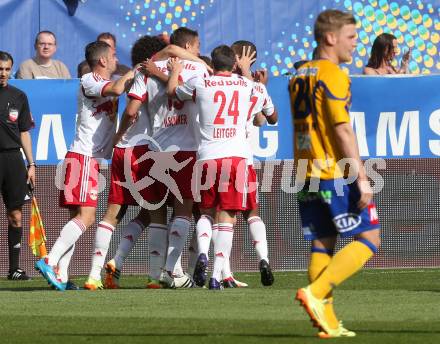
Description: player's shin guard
xmin=212 ymin=223 xmax=233 ymax=282
xmin=165 ymin=216 xmax=191 ymax=273
xmin=196 ymin=215 xmax=213 ymax=256
xmin=308 ymin=247 xmax=339 ymax=329
xmin=187 ymin=229 xmax=198 ymax=276
xmin=248 ymin=216 xmax=269 ymax=262
xmin=57 ymin=244 xmax=75 ymax=283
xmin=310 ymin=239 xmax=377 ymax=299
xmin=113 ymin=219 xmax=144 ymax=270
xmin=211 ymin=223 xmax=218 ymax=245
xmin=148 ymin=223 xmax=168 ymax=280
xmin=89 ymin=221 xmax=115 ymax=280
xmin=48 ymin=218 xmax=86 ymax=266
xmin=221 ymin=223 xmax=232 ymax=279
xmin=221 ymin=255 xmax=233 ymax=280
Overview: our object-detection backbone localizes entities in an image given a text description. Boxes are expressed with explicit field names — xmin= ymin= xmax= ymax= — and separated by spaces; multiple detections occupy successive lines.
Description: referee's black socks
xmin=8 ymin=225 xmax=22 ymax=272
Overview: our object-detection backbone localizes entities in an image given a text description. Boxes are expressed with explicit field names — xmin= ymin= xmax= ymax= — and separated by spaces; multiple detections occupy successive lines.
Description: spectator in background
xmin=16 ymin=31 xmax=71 ymax=79
xmin=0 ymin=51 xmax=36 ymax=280
xmin=364 ymin=33 xmax=411 ymax=75
xmin=77 ymin=32 xmax=130 ymax=78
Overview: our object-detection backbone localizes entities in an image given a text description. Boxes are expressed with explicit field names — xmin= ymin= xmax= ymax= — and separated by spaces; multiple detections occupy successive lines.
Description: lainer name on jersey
xmin=163 ymin=114 xmax=187 ymax=127
xmin=213 ymin=127 xmax=236 ymax=138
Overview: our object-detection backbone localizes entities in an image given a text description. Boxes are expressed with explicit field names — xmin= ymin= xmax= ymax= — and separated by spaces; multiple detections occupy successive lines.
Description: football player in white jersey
xmin=167 ymin=45 xmax=255 ymax=289
xmin=83 ymin=36 xmax=168 ymax=290
xmin=220 ymin=41 xmax=278 ymax=288
xmin=142 ymin=27 xmax=209 ymax=289
xmin=107 ymin=28 xmax=209 ymax=289
xmin=190 ymin=42 xmax=278 ymax=288
xmin=35 ymin=41 xmax=134 ymax=290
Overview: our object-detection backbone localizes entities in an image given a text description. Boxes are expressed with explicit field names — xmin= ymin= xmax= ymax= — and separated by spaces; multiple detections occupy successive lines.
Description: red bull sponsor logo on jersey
xmin=92 ymin=99 xmax=118 ymax=120
xmin=204 ymin=78 xmax=248 ymax=88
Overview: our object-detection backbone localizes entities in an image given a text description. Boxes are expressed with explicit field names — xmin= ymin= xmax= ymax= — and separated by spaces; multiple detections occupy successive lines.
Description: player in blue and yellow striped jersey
xmin=289 ymin=10 xmax=381 ymax=338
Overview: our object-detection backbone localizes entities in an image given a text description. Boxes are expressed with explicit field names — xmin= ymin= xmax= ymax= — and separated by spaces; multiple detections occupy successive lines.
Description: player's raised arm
xmin=153 ymin=44 xmax=213 ymax=74
xmin=113 ymin=98 xmax=142 ymax=146
xmin=139 ymin=59 xmax=169 ymax=83
xmin=235 ymin=46 xmax=256 ymax=81
xmin=166 ymin=57 xmax=184 ymax=97
xmin=101 ymin=69 xmax=134 ymax=97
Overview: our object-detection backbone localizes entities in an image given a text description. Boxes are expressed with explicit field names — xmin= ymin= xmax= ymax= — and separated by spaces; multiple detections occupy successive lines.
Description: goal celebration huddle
xmin=22 ymin=9 xmax=381 ymax=339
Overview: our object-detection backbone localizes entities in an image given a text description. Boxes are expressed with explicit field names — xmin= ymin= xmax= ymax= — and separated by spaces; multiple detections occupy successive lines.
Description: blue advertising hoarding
xmin=10 ymin=74 xmax=440 ymax=164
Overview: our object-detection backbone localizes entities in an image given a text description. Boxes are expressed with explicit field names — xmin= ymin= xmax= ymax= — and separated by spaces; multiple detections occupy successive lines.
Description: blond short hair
xmin=314 ymin=10 xmax=356 ymax=43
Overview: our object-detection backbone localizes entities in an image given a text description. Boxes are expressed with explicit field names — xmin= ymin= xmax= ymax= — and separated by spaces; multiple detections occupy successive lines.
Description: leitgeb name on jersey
xmin=213 ymin=127 xmax=236 ymax=138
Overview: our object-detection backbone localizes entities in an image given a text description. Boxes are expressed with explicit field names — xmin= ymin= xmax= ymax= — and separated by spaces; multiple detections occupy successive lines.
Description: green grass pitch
xmin=0 ymin=269 xmax=439 ymax=344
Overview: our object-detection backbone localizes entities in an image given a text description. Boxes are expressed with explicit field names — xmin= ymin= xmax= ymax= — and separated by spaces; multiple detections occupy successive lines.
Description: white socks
xmin=89 ymin=221 xmax=115 ymax=280
xmin=212 ymin=223 xmax=233 ymax=282
xmin=113 ymin=219 xmax=144 ymax=270
xmin=187 ymin=229 xmax=198 ymax=276
xmin=57 ymin=244 xmax=75 ymax=283
xmin=248 ymin=216 xmax=269 ymax=262
xmin=211 ymin=223 xmax=218 ymax=244
xmin=196 ymin=215 xmax=213 ymax=256
xmin=48 ymin=218 xmax=85 ymax=266
xmin=166 ymin=216 xmax=191 ymax=273
xmin=148 ymin=223 xmax=168 ymax=280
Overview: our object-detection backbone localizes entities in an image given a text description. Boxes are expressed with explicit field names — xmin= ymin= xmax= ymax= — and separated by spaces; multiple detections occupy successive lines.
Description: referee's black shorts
xmin=0 ymin=150 xmax=28 ymax=210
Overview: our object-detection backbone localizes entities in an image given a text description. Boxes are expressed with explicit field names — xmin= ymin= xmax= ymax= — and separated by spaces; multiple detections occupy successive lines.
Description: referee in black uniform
xmin=0 ymin=51 xmax=36 ymax=280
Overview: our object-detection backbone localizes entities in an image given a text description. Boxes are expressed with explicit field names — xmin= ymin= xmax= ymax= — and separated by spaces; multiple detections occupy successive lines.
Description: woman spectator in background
xmin=364 ymin=33 xmax=411 ymax=75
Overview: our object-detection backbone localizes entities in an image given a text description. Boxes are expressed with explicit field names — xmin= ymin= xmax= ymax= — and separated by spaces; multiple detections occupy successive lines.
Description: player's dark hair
xmin=366 ymin=33 xmax=397 ymax=69
xmin=231 ymin=40 xmax=257 ymax=61
xmin=34 ymin=30 xmax=57 ymax=46
xmin=211 ymin=45 xmax=235 ymax=72
xmin=170 ymin=27 xmax=198 ymax=48
xmin=0 ymin=51 xmax=13 ymax=65
xmin=85 ymin=41 xmax=111 ymax=68
xmin=77 ymin=59 xmax=91 ymax=78
xmin=199 ymin=55 xmax=213 ymax=69
xmin=97 ymin=32 xmax=116 ymax=45
xmin=131 ymin=35 xmax=167 ymax=67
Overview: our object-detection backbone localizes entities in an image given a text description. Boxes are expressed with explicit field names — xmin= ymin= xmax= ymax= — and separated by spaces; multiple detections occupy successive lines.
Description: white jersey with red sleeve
xmin=69 ymin=72 xmax=118 ymax=159
xmin=117 ymin=69 xmax=155 ymax=148
xmin=175 ymin=72 xmax=253 ymax=161
xmin=149 ymin=60 xmax=208 ymax=152
xmin=245 ymin=81 xmax=276 ymax=164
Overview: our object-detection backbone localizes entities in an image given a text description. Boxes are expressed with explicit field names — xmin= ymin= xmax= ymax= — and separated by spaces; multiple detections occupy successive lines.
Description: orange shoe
xmin=104 ymin=259 xmax=120 ymax=289
xmin=295 ymin=286 xmax=328 ymax=333
xmin=84 ymin=277 xmax=104 ymax=290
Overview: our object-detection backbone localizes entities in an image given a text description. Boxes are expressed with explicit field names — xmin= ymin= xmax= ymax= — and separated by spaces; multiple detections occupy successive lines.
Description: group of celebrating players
xmin=34 ymin=7 xmax=382 ymax=338
xmin=34 ymin=26 xmax=278 ymax=293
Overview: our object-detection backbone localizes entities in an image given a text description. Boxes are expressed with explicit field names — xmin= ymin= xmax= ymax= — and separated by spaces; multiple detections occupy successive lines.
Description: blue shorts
xmin=297 ymin=179 xmax=380 ymax=240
